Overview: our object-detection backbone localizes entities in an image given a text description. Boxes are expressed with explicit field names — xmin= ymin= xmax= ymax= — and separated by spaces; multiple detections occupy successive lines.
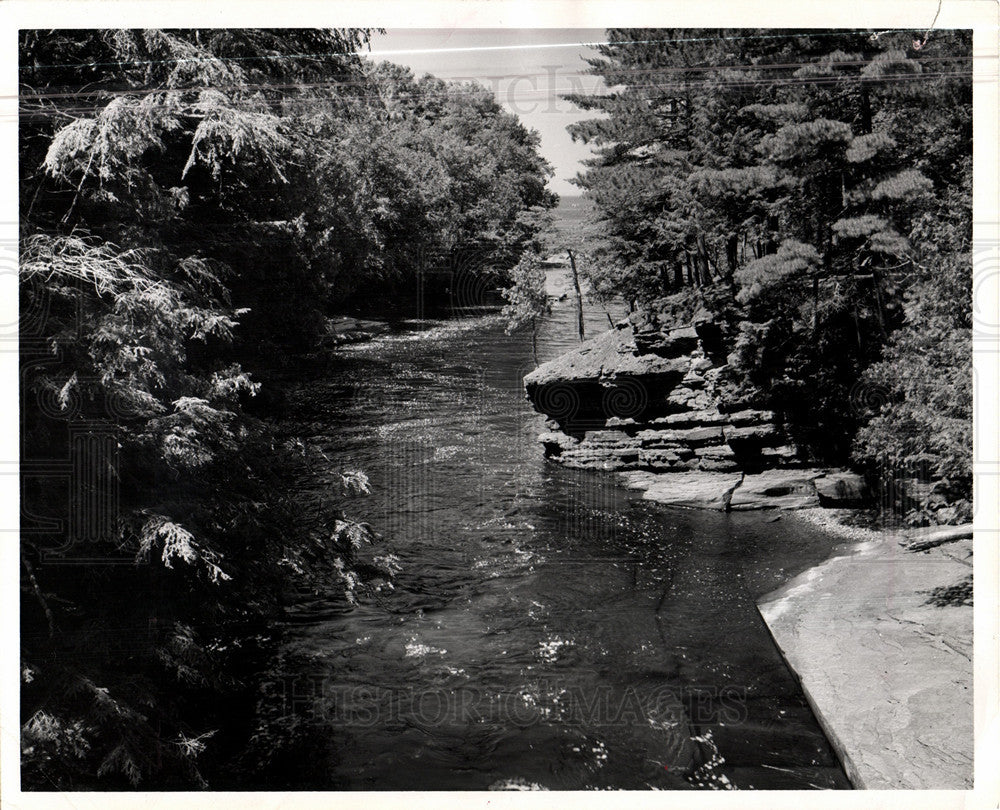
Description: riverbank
xmin=521 ymin=311 xmax=974 ymax=789
xmin=757 ymin=510 xmax=973 ymax=789
xmin=621 ymin=465 xmax=975 ymax=788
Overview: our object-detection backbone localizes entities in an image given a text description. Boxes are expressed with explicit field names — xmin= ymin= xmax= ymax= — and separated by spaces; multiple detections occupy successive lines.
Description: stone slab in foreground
xmin=728 ymin=469 xmax=823 ymax=511
xmin=757 ymin=531 xmax=973 ymax=789
xmin=622 ymin=470 xmax=744 ymax=511
xmin=621 ymin=467 xmax=860 ymax=511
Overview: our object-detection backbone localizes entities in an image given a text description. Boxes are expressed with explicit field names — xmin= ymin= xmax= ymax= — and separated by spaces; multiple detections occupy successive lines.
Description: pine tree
xmin=567 ymin=29 xmax=971 ymax=468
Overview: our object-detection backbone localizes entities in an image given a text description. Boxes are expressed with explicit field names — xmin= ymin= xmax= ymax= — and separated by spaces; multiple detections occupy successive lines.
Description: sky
xmin=367 ymin=29 xmax=609 ymax=198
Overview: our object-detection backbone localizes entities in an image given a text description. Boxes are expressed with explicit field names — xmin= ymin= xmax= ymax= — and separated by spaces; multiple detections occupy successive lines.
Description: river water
xmin=248 ymin=274 xmax=850 ymax=790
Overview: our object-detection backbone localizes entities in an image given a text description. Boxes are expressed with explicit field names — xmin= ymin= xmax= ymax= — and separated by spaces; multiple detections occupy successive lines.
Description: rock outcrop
xmin=757 ymin=531 xmax=973 ymax=788
xmin=812 ymin=471 xmax=869 ymax=507
xmin=621 ymin=470 xmax=745 ymax=511
xmin=621 ymin=467 xmax=852 ymax=512
xmin=728 ymin=469 xmax=823 ymax=511
xmin=524 ymin=317 xmax=875 ymax=512
xmin=524 ymin=319 xmax=799 ymax=475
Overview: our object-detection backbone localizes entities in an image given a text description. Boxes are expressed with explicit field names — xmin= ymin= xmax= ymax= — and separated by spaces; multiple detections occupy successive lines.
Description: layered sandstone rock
xmin=523 ymin=320 xmax=799 ymax=475
xmin=524 ymin=316 xmax=877 ymax=511
xmin=728 ymin=469 xmax=823 ymax=511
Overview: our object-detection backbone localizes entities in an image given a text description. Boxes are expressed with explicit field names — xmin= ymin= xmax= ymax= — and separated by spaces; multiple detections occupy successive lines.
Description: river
xmin=245 ymin=271 xmax=850 ymax=790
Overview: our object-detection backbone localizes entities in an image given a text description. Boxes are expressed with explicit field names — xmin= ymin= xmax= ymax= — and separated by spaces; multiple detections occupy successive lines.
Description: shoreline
xmin=757 ymin=509 xmax=973 ymax=789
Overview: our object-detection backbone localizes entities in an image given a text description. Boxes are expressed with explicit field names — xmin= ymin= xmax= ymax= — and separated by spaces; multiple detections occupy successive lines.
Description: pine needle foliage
xmin=19 ymin=28 xmax=555 ymax=789
xmin=567 ymin=28 xmax=971 ymax=475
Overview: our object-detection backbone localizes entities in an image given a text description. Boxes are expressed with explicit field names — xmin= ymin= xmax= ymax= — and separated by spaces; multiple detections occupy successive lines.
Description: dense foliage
xmin=501 ymin=251 xmax=550 ymax=364
xmin=19 ymin=29 xmax=554 ymax=788
xmin=567 ymin=29 xmax=972 ymax=505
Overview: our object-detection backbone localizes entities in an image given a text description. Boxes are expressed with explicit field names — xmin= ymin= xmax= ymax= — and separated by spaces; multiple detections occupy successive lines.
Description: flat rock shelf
xmin=620 ymin=468 xmax=866 ymax=512
xmin=757 ymin=528 xmax=973 ymax=789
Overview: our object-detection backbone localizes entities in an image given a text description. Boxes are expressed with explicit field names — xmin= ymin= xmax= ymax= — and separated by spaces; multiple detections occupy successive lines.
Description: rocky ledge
xmin=620 ymin=467 xmax=867 ymax=512
xmin=757 ymin=521 xmax=973 ymax=788
xmin=524 ymin=319 xmax=868 ymax=510
xmin=525 ymin=321 xmax=800 ymax=474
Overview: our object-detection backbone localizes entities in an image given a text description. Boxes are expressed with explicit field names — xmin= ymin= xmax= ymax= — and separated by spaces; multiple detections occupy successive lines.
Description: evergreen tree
xmin=18 ymin=28 xmax=557 ymax=788
xmin=567 ymin=29 xmax=971 ymax=474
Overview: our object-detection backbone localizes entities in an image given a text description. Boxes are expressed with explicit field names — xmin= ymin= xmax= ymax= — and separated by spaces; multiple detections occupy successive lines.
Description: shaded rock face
xmin=524 ymin=322 xmax=799 ymax=474
xmin=813 ymin=471 xmax=869 ymax=507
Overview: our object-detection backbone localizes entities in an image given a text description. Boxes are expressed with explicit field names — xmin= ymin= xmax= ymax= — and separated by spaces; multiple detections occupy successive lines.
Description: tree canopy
xmin=19 ymin=28 xmax=555 ymax=789
xmin=567 ymin=28 xmax=971 ymax=501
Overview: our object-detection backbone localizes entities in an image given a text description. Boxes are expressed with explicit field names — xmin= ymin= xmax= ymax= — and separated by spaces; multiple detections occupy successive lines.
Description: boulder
xmin=524 ymin=326 xmax=691 ymax=427
xmin=814 ymin=471 xmax=869 ymax=507
xmin=538 ymin=431 xmax=578 ymax=453
xmin=524 ymin=325 xmax=689 ymax=389
xmin=728 ymin=469 xmax=824 ymax=510
xmin=622 ymin=470 xmax=745 ymax=511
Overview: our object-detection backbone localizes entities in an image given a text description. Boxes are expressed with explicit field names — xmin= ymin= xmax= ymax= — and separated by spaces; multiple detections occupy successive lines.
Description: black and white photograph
xmin=3 ymin=1 xmax=999 ymax=804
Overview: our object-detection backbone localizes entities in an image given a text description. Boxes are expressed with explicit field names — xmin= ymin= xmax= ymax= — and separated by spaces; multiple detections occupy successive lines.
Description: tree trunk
xmin=658 ymin=262 xmax=672 ymax=294
xmin=567 ymin=248 xmax=585 ymax=341
xmin=673 ymin=260 xmax=685 ymax=289
xmin=695 ymin=232 xmax=712 ymax=285
xmin=812 ymin=276 xmax=819 ymax=335
xmin=765 ymin=215 xmax=779 ymax=255
xmin=726 ymin=234 xmax=738 ymax=278
xmin=870 ymin=268 xmax=888 ymax=337
xmin=725 ymin=233 xmax=739 ymax=291
xmin=22 ymin=552 xmax=54 ymax=638
xmin=860 ymin=83 xmax=873 ymax=135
